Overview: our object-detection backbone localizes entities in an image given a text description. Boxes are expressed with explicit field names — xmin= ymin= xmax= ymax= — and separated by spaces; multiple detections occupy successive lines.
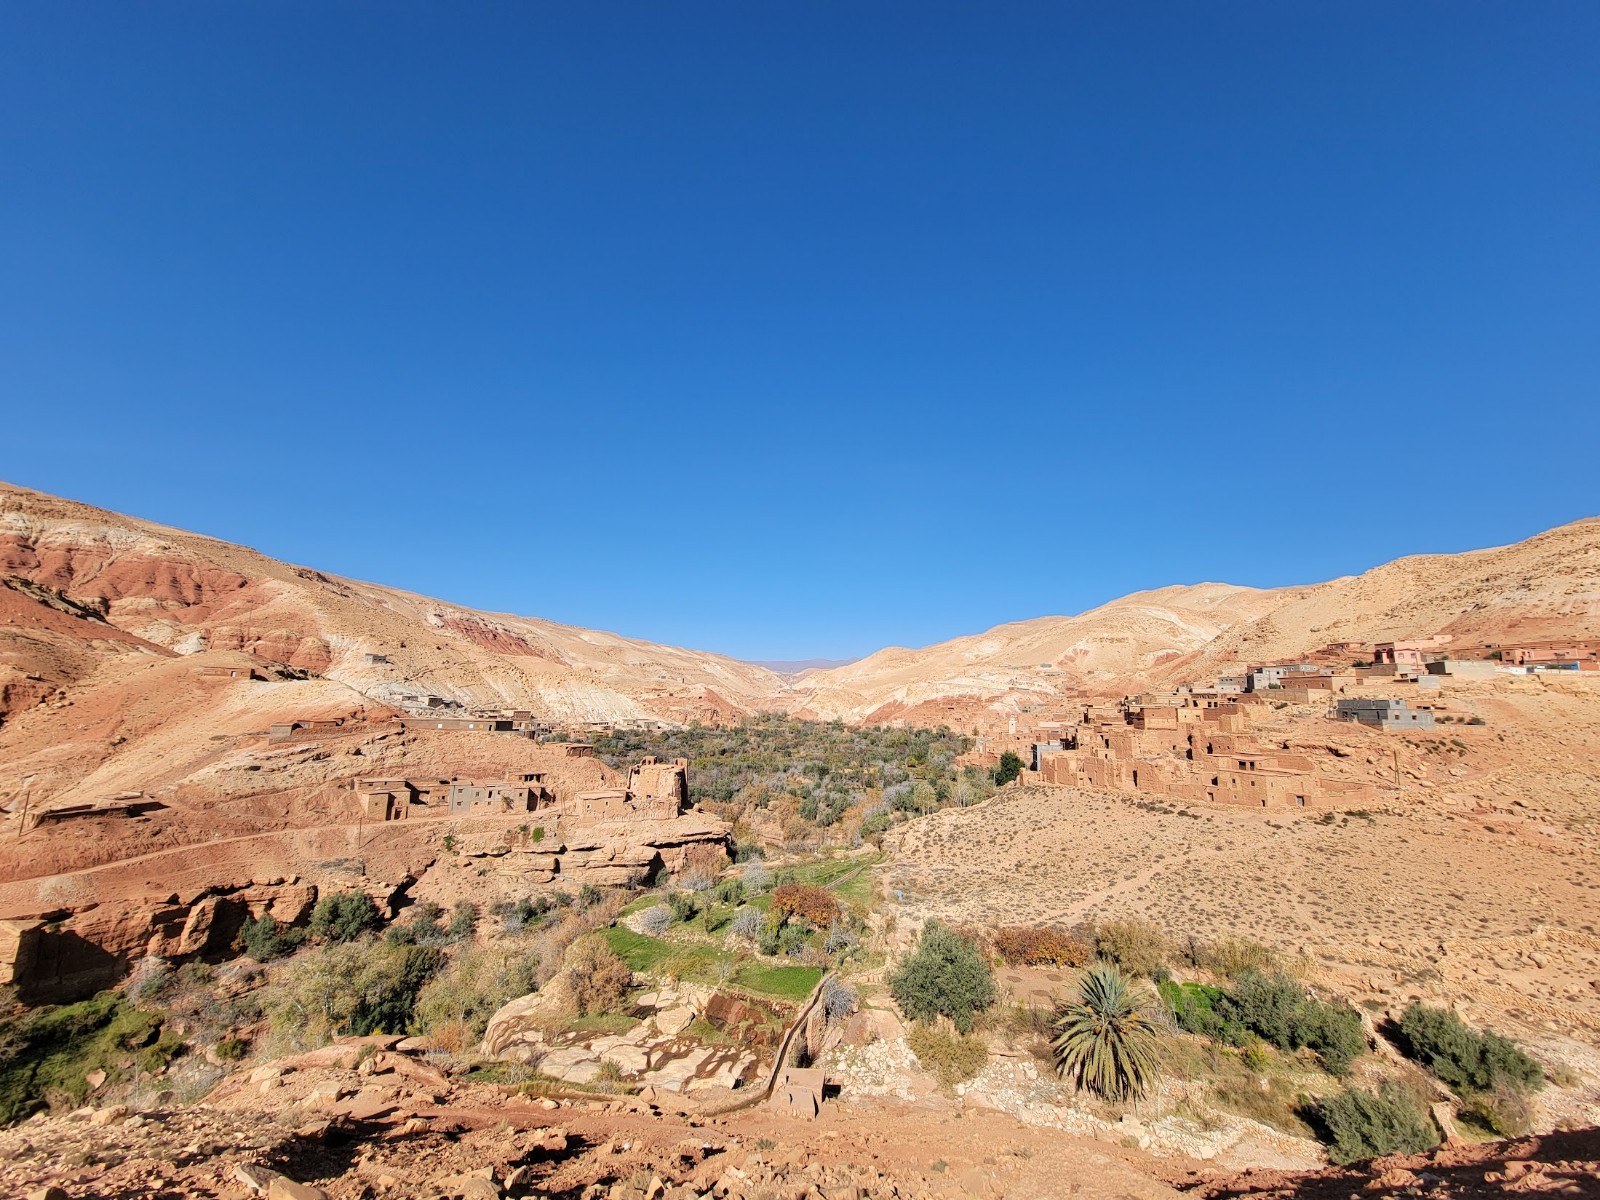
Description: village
xmin=970 ymin=637 xmax=1600 ymax=810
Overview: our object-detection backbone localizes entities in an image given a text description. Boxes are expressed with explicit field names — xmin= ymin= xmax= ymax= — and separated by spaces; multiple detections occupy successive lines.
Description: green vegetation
xmin=264 ymin=938 xmax=443 ymax=1050
xmin=993 ymin=750 xmax=1025 ymax=787
xmin=238 ymin=914 xmax=305 ymax=961
xmin=1215 ymin=971 xmax=1366 ymax=1075
xmin=890 ymin=921 xmax=995 ymax=1033
xmin=414 ymin=941 xmax=540 ymax=1050
xmin=0 ymin=992 xmax=183 ymax=1124
xmin=309 ymin=890 xmax=381 ymax=943
xmin=601 ymin=926 xmax=821 ymax=1002
xmin=1395 ymin=1003 xmax=1543 ymax=1095
xmin=1052 ymin=964 xmax=1161 ymax=1101
xmin=1313 ymin=1080 xmax=1438 ymax=1164
xmin=586 ymin=713 xmax=981 ymax=838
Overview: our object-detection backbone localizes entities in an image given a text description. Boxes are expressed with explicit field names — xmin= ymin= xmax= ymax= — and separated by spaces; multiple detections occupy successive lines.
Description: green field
xmin=601 ymin=926 xmax=821 ymax=1004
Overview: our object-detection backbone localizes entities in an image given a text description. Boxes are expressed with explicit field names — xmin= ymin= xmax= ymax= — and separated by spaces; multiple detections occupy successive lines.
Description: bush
xmin=1219 ymin=972 xmax=1366 ymax=1075
xmin=907 ymin=1022 xmax=990 ymax=1085
xmin=822 ymin=977 xmax=857 ymax=1023
xmin=1461 ymin=1081 xmax=1534 ymax=1137
xmin=772 ymin=884 xmax=840 ymax=930
xmin=239 ymin=915 xmax=305 ymax=962
xmin=637 ymin=905 xmax=673 ymax=936
xmin=712 ymin=878 xmax=746 ymax=906
xmin=309 ymin=891 xmax=381 ymax=943
xmin=1093 ymin=918 xmax=1171 ymax=978
xmin=1203 ymin=936 xmax=1278 ymax=979
xmin=577 ymin=884 xmax=603 ymax=910
xmin=1053 ymin=964 xmax=1161 ymax=1101
xmin=994 ymin=926 xmax=1091 ymax=968
xmin=447 ymin=902 xmax=479 ymax=942
xmin=1395 ymin=1003 xmax=1543 ymax=1094
xmin=414 ymin=943 xmax=540 ymax=1050
xmin=264 ymin=940 xmax=444 ymax=1050
xmin=1314 ymin=1080 xmax=1437 ymax=1164
xmin=562 ymin=937 xmax=632 ymax=1017
xmin=1158 ymin=979 xmax=1230 ymax=1040
xmin=666 ymin=891 xmax=700 ymax=923
xmin=890 ymin=921 xmax=996 ymax=1034
xmin=728 ymin=908 xmax=765 ymax=941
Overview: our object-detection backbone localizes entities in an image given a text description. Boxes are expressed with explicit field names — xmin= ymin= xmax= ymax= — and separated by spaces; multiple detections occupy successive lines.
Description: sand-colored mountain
xmin=786 ymin=518 xmax=1600 ymax=722
xmin=0 ymin=480 xmax=783 ymax=729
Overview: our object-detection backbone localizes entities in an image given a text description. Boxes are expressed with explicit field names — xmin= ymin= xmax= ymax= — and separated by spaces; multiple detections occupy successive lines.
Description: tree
xmin=994 ymin=751 xmax=1024 ymax=787
xmin=889 ymin=921 xmax=996 ymax=1033
xmin=1052 ymin=964 xmax=1162 ymax=1101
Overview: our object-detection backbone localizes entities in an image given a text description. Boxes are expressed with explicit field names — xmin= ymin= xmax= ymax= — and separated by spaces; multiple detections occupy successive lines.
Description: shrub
xmin=994 ymin=926 xmax=1091 ymax=968
xmin=414 ymin=942 xmax=539 ymax=1049
xmin=264 ymin=940 xmax=444 ymax=1050
xmin=742 ymin=862 xmax=772 ymax=891
xmin=214 ymin=1035 xmax=249 ymax=1061
xmin=823 ymin=923 xmax=860 ymax=958
xmin=772 ymin=884 xmax=840 ymax=930
xmin=728 ymin=908 xmax=764 ymax=941
xmin=1093 ymin=918 xmax=1171 ymax=978
xmin=1052 ymin=964 xmax=1162 ymax=1101
xmin=712 ymin=878 xmax=746 ymax=906
xmin=681 ymin=844 xmax=727 ymax=891
xmin=907 ymin=1022 xmax=990 ymax=1085
xmin=778 ymin=924 xmax=811 ymax=958
xmin=1219 ymin=971 xmax=1366 ymax=1075
xmin=637 ymin=905 xmax=673 ymax=936
xmin=239 ymin=915 xmax=306 ymax=962
xmin=1313 ymin=1080 xmax=1437 ymax=1164
xmin=1461 ymin=1081 xmax=1534 ymax=1137
xmin=993 ymin=751 xmax=1025 ymax=787
xmin=890 ymin=921 xmax=996 ymax=1034
xmin=447 ymin=902 xmax=479 ymax=942
xmin=309 ymin=891 xmax=381 ymax=943
xmin=1203 ymin=936 xmax=1278 ymax=979
xmin=562 ymin=937 xmax=632 ymax=1017
xmin=1158 ymin=979 xmax=1230 ymax=1040
xmin=822 ymin=977 xmax=858 ymax=1023
xmin=1395 ymin=1003 xmax=1543 ymax=1094
xmin=666 ymin=892 xmax=700 ymax=923
xmin=577 ymin=884 xmax=603 ymax=910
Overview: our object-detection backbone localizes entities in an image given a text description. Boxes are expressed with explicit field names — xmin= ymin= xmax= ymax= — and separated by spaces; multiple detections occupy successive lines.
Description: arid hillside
xmin=785 ymin=519 xmax=1600 ymax=723
xmin=0 ymin=481 xmax=785 ymax=728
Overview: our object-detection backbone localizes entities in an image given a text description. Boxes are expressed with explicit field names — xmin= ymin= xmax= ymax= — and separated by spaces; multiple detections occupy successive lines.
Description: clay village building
xmin=269 ymin=717 xmax=347 ymax=742
xmin=398 ymin=715 xmax=515 ymax=733
xmin=1372 ymin=636 xmax=1452 ymax=667
xmin=447 ymin=773 xmax=554 ymax=814
xmin=1034 ymin=695 xmax=1380 ymax=809
xmin=570 ymin=756 xmax=690 ymax=822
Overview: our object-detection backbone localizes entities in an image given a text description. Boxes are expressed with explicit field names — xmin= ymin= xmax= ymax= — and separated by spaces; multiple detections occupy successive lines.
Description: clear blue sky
xmin=3 ymin=3 xmax=1597 ymax=661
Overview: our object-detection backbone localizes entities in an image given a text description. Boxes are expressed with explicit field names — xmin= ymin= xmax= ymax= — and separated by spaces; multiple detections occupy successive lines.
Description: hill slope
xmin=0 ymin=481 xmax=786 ymax=727
xmin=784 ymin=519 xmax=1600 ymax=722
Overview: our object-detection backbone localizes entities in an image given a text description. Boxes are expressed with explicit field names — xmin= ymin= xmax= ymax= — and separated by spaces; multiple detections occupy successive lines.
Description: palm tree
xmin=1052 ymin=963 xmax=1162 ymax=1101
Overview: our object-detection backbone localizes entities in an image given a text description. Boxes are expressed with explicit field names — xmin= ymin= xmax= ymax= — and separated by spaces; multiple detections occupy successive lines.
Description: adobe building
xmin=447 ymin=773 xmax=554 ymax=814
xmin=269 ymin=717 xmax=347 ymax=742
xmin=568 ymin=757 xmax=690 ymax=823
xmin=398 ymin=716 xmax=515 ymax=733
xmin=1372 ymin=637 xmax=1452 ymax=667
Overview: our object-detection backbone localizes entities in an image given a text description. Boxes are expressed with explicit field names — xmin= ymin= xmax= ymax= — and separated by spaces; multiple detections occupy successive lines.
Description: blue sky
xmin=3 ymin=3 xmax=1597 ymax=661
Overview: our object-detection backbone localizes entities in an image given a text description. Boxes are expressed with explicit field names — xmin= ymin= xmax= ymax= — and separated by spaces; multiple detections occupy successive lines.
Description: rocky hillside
xmin=0 ymin=481 xmax=786 ymax=726
xmin=784 ymin=519 xmax=1600 ymax=722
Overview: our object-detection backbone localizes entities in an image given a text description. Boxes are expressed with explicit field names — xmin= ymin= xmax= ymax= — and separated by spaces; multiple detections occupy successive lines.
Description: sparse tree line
xmin=887 ymin=916 xmax=1552 ymax=1165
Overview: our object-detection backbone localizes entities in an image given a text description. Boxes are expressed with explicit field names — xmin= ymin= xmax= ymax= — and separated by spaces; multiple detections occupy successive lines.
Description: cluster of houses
xmin=353 ymin=755 xmax=690 ymax=825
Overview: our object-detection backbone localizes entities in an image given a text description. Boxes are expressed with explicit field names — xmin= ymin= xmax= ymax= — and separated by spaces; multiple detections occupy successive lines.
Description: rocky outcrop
xmin=10 ymin=879 xmax=317 ymax=1003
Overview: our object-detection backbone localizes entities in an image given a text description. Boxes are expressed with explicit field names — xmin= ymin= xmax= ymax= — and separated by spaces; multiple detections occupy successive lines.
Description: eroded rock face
xmin=9 ymin=880 xmax=318 ymax=1003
